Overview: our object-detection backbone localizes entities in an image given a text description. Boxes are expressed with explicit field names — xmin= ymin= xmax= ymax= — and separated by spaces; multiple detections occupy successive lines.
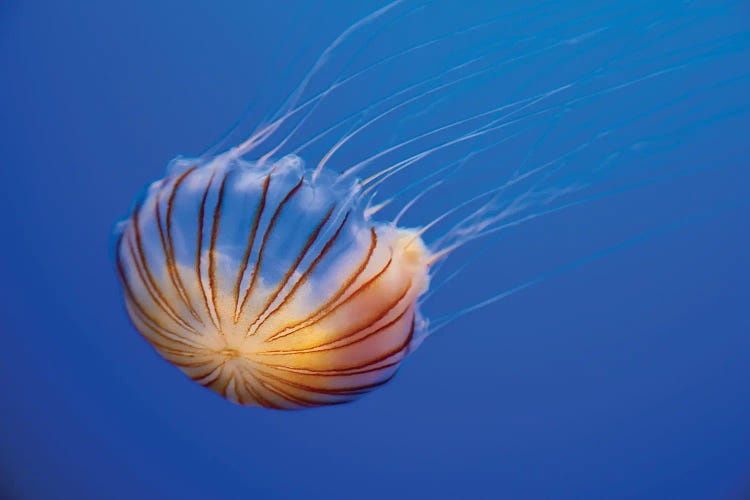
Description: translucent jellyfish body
xmin=114 ymin=153 xmax=431 ymax=409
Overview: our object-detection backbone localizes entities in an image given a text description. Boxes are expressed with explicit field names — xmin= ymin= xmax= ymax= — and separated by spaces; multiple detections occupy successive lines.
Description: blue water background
xmin=1 ymin=1 xmax=749 ymax=498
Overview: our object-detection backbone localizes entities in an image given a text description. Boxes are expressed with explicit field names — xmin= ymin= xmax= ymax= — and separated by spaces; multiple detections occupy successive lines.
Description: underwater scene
xmin=2 ymin=0 xmax=749 ymax=498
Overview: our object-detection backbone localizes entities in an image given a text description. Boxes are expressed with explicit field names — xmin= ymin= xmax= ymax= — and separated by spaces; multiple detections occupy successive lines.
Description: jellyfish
xmin=113 ymin=1 xmax=747 ymax=408
xmin=114 ymin=151 xmax=433 ymax=409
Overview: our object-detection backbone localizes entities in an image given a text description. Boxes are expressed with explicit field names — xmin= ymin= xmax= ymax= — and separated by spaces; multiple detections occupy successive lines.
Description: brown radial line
xmin=155 ymin=169 xmax=203 ymax=324
xmin=117 ymin=237 xmax=202 ymax=348
xmin=180 ymin=358 xmax=222 ymax=378
xmin=202 ymin=365 xmax=228 ymax=390
xmin=232 ymin=173 xmax=271 ymax=323
xmin=196 ymin=359 xmax=227 ymax=386
xmin=237 ymin=177 xmax=305 ymax=329
xmin=159 ymin=349 xmax=213 ymax=362
xmin=196 ymin=171 xmax=219 ymax=329
xmin=265 ymin=251 xmax=395 ymax=343
xmin=261 ymin=292 xmax=411 ymax=356
xmin=266 ymin=227 xmax=377 ymax=340
xmin=254 ymin=371 xmax=354 ymax=406
xmin=230 ymin=376 xmax=253 ymax=406
xmin=129 ymin=307 xmax=203 ymax=353
xmin=172 ymin=361 xmax=216 ymax=375
xmin=166 ymin=167 xmax=204 ymax=324
xmin=126 ymin=235 xmax=199 ymax=337
xmin=253 ymin=210 xmax=351 ymax=337
xmin=150 ymin=343 xmax=198 ymax=358
xmin=259 ymin=358 xmax=401 ymax=377
xmin=255 ymin=366 xmax=396 ymax=396
xmin=217 ymin=371 xmax=233 ymax=398
xmin=252 ymin=373 xmax=318 ymax=408
xmin=208 ymin=171 xmax=231 ymax=334
xmin=189 ymin=368 xmax=222 ymax=384
xmin=144 ymin=339 xmax=211 ymax=359
xmin=233 ymin=381 xmax=251 ymax=406
xmin=242 ymin=377 xmax=284 ymax=409
xmin=127 ymin=302 xmax=200 ymax=352
xmin=166 ymin=356 xmax=217 ymax=370
xmin=152 ymin=344 xmax=206 ymax=357
xmin=235 ymin=363 xmax=285 ymax=409
xmin=246 ymin=205 xmax=336 ymax=336
xmin=261 ymin=315 xmax=415 ymax=375
xmin=130 ymin=206 xmax=199 ymax=334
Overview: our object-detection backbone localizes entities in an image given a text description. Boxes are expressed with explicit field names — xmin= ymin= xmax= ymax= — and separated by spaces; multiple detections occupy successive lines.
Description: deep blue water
xmin=2 ymin=1 xmax=750 ymax=499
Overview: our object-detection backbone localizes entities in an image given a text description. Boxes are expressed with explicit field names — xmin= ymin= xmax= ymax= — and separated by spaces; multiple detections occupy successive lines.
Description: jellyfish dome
xmin=114 ymin=152 xmax=431 ymax=409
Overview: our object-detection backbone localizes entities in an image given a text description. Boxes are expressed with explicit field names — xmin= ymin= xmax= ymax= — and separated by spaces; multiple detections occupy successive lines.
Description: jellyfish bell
xmin=114 ymin=151 xmax=432 ymax=409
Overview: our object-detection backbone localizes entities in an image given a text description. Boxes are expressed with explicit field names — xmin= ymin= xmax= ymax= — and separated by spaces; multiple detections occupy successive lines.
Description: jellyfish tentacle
xmin=242 ymin=0 xmax=554 ymax=159
xmin=354 ymin=27 xmax=737 ymax=194
xmin=315 ymin=26 xmax=610 ymax=179
xmin=358 ymin=56 xmax=692 ymax=202
xmin=253 ymin=4 xmax=422 ymax=166
xmin=292 ymin=49 xmax=495 ymax=159
xmin=420 ymin=245 xmax=493 ymax=306
xmin=233 ymin=1 xmax=404 ymax=158
xmin=391 ymin=180 xmax=443 ymax=225
xmin=361 ymin=79 xmax=592 ymax=193
xmin=427 ymin=154 xmax=573 ymax=254
xmin=253 ymin=0 xmax=578 ymax=161
xmin=401 ymin=142 xmax=557 ymax=251
xmin=274 ymin=7 xmax=622 ymax=165
xmin=425 ymin=197 xmax=737 ymax=338
xmin=341 ymin=82 xmax=572 ymax=184
xmin=384 ymin=141 xmax=490 ymax=206
xmin=268 ymin=0 xmax=404 ymax=125
xmin=429 ymin=66 xmax=750 ymax=257
xmin=430 ymin=146 xmax=744 ymax=292
xmin=467 ymin=159 xmax=729 ymax=246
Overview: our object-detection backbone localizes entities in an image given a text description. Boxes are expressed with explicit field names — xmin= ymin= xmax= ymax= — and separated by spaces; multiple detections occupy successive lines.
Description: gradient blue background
xmin=2 ymin=1 xmax=749 ymax=498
